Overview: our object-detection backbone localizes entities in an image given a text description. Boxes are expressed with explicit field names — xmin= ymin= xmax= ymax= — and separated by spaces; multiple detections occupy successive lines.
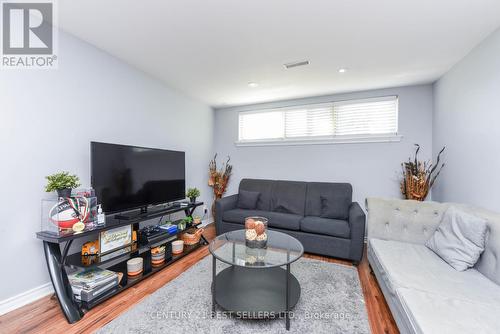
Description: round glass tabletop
xmin=209 ymin=229 xmax=304 ymax=268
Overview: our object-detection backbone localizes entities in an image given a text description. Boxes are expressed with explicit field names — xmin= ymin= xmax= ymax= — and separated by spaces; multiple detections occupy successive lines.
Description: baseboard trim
xmin=0 ymin=282 xmax=53 ymax=316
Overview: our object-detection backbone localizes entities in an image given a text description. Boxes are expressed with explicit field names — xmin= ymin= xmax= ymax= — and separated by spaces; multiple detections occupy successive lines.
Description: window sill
xmin=235 ymin=135 xmax=403 ymax=147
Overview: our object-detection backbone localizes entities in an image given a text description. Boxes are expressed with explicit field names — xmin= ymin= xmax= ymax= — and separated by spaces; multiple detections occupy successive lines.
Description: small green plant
xmin=45 ymin=171 xmax=81 ymax=192
xmin=182 ymin=216 xmax=193 ymax=224
xmin=186 ymin=187 xmax=200 ymax=199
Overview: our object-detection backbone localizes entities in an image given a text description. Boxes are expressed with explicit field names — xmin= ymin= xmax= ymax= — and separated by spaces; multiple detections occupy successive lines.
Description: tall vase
xmin=211 ymin=194 xmax=222 ymax=220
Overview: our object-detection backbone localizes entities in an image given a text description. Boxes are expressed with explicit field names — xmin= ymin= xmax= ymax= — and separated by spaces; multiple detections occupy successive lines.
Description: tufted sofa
xmin=367 ymin=197 xmax=500 ymax=334
xmin=215 ymin=178 xmax=366 ymax=263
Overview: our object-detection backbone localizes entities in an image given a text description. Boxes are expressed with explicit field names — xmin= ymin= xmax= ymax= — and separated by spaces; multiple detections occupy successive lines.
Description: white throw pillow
xmin=426 ymin=206 xmax=488 ymax=271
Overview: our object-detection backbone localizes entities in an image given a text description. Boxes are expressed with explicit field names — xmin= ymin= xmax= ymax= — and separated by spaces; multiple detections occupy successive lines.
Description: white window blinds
xmin=238 ymin=96 xmax=398 ymax=142
xmin=333 ymin=97 xmax=398 ymax=136
xmin=284 ymin=105 xmax=334 ymax=138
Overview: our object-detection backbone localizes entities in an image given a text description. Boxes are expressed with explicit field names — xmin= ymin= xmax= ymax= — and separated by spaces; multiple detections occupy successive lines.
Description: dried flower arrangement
xmin=208 ymin=154 xmax=233 ymax=217
xmin=401 ymin=144 xmax=445 ymax=201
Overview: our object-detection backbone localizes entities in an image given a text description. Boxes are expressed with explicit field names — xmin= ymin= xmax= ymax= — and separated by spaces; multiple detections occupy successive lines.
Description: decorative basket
xmin=180 ymin=228 xmax=204 ymax=245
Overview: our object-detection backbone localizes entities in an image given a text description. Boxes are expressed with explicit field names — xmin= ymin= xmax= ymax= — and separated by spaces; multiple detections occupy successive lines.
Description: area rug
xmin=97 ymin=256 xmax=370 ymax=334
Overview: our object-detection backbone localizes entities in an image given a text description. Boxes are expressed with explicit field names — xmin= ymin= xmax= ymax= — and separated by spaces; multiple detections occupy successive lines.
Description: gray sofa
xmin=215 ymin=178 xmax=366 ymax=263
xmin=367 ymin=197 xmax=500 ymax=334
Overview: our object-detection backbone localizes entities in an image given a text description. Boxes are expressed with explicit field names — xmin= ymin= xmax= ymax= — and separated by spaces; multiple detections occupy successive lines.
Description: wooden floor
xmin=0 ymin=224 xmax=398 ymax=334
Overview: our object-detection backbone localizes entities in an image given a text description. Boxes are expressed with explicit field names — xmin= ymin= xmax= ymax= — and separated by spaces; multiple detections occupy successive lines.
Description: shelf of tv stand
xmin=36 ymin=201 xmax=204 ymax=244
xmin=64 ymin=219 xmax=196 ymax=269
xmin=77 ymin=240 xmax=203 ymax=310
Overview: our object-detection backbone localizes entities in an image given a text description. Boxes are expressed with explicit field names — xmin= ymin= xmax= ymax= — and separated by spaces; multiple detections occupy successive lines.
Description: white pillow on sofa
xmin=426 ymin=206 xmax=488 ymax=271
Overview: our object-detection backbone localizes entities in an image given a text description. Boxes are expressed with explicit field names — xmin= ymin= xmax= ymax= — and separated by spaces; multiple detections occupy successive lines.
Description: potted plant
xmin=45 ymin=171 xmax=81 ymax=198
xmin=400 ymin=144 xmax=445 ymax=201
xmin=186 ymin=187 xmax=200 ymax=203
xmin=178 ymin=216 xmax=193 ymax=230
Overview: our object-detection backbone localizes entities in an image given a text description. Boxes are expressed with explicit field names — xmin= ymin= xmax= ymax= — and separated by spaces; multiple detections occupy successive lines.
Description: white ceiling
xmin=58 ymin=0 xmax=500 ymax=108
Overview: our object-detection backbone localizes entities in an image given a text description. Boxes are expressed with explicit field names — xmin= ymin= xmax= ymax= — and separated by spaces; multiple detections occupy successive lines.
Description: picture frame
xmin=99 ymin=225 xmax=133 ymax=255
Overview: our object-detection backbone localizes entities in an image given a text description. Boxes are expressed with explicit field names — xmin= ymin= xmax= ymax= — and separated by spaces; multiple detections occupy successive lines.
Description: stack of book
xmin=68 ymin=267 xmax=120 ymax=302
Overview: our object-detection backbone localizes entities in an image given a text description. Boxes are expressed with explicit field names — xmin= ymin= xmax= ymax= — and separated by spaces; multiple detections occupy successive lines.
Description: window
xmin=238 ymin=110 xmax=284 ymax=140
xmin=284 ymin=105 xmax=334 ymax=138
xmin=333 ymin=97 xmax=398 ymax=136
xmin=237 ymin=96 xmax=399 ymax=145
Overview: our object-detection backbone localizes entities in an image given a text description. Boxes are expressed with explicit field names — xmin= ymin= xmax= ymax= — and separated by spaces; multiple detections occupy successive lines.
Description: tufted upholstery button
xmin=434 ymin=211 xmax=439 ymax=215
xmin=423 ymin=228 xmax=427 ymax=233
xmin=414 ymin=210 xmax=418 ymax=214
xmin=403 ymin=225 xmax=408 ymax=231
xmin=385 ymin=222 xmax=390 ymax=228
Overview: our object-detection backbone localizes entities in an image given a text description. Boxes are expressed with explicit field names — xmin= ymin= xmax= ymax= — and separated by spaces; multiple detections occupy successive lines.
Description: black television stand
xmin=36 ymin=201 xmax=205 ymax=324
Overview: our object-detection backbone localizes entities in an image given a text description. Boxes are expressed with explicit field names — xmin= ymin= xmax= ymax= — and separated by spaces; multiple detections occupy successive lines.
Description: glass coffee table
xmin=209 ymin=229 xmax=304 ymax=330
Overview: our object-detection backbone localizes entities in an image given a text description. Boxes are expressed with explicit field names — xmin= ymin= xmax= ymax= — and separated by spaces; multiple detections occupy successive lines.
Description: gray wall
xmin=0 ymin=30 xmax=213 ymax=301
xmin=214 ymin=85 xmax=434 ymax=206
xmin=433 ymin=28 xmax=500 ymax=211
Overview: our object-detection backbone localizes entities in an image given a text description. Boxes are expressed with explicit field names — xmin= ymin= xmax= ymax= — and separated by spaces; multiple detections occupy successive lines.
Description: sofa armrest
xmin=348 ymin=202 xmax=366 ymax=262
xmin=215 ymin=194 xmax=239 ymax=235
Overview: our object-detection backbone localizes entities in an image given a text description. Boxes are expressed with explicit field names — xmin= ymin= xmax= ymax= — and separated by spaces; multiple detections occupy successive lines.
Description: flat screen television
xmin=91 ymin=142 xmax=185 ymax=214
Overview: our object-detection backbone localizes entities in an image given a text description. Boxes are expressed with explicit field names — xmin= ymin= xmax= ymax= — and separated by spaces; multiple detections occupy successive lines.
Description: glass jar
xmin=245 ymin=246 xmax=267 ymax=266
xmin=245 ymin=216 xmax=268 ymax=248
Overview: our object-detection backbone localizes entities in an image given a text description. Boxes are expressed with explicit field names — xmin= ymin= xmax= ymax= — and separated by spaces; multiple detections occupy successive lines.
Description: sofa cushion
xmin=300 ymin=216 xmax=350 ymax=238
xmin=222 ymin=209 xmax=302 ymax=231
xmin=239 ymin=179 xmax=274 ymax=211
xmin=396 ymin=286 xmax=500 ymax=334
xmin=271 ymin=180 xmax=307 ymax=215
xmin=369 ymin=238 xmax=500 ymax=307
xmin=320 ymin=195 xmax=347 ymax=220
xmin=426 ymin=206 xmax=488 ymax=271
xmin=237 ymin=190 xmax=260 ymax=210
xmin=305 ymin=182 xmax=352 ymax=219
